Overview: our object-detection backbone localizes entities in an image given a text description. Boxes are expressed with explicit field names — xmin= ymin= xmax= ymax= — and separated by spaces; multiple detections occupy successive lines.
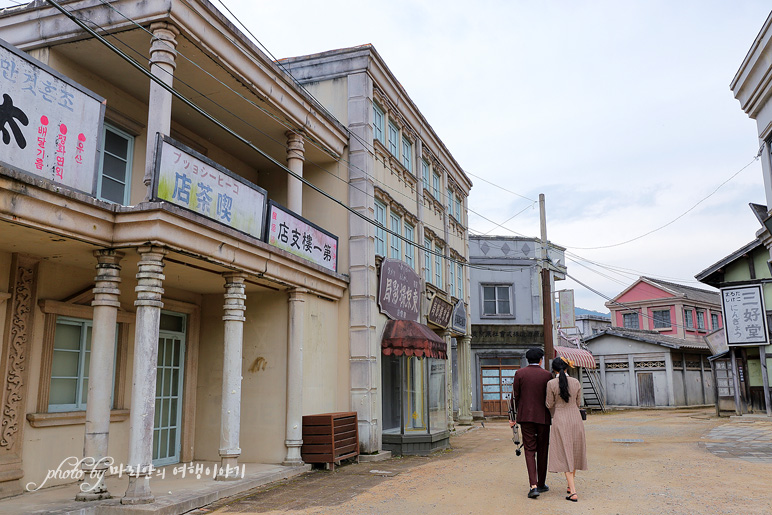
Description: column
xmin=218 ymin=273 xmax=247 ymax=479
xmin=442 ymin=329 xmax=454 ymax=431
xmin=122 ymin=247 xmax=166 ymax=505
xmin=77 ymin=250 xmax=123 ymax=501
xmin=457 ymin=335 xmax=473 ymax=425
xmin=143 ymin=23 xmax=179 ymax=200
xmin=286 ymin=131 xmax=305 ymax=214
xmin=283 ymin=288 xmax=307 ymax=465
xmin=664 ymin=352 xmax=675 ymax=407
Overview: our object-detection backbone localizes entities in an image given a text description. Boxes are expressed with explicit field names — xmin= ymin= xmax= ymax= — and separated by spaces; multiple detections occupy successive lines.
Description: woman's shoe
xmin=566 ymin=493 xmax=578 ymax=502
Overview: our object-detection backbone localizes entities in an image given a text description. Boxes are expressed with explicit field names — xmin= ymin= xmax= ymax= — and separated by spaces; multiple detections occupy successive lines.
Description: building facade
xmin=468 ymin=235 xmax=565 ymax=417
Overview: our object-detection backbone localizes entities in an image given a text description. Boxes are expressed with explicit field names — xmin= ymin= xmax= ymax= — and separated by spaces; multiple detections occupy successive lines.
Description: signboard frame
xmin=0 ymin=37 xmax=105 ymax=196
xmin=377 ymin=258 xmax=421 ymax=322
xmin=720 ymin=284 xmax=770 ymax=347
xmin=264 ymin=199 xmax=339 ymax=273
xmin=151 ymin=135 xmax=268 ymax=241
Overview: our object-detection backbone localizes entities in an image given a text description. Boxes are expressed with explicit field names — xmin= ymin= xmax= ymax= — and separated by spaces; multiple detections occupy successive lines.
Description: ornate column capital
xmin=285 ymin=131 xmax=306 ymax=163
xmin=134 ymin=246 xmax=166 ymax=310
xmin=223 ymin=273 xmax=247 ymax=322
xmin=92 ymin=249 xmax=124 ymax=309
xmin=148 ymin=22 xmax=180 ymax=70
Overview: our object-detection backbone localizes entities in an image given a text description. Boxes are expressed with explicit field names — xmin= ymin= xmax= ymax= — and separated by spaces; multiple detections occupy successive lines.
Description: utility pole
xmin=539 ymin=193 xmax=554 ymax=368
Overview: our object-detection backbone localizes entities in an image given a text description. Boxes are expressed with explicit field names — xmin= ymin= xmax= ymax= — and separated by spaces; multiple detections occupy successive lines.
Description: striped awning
xmin=554 ymin=345 xmax=596 ymax=369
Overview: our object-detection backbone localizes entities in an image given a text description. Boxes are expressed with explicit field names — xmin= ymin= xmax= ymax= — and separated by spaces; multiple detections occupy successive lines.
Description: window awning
xmin=381 ymin=320 xmax=447 ymax=359
xmin=554 ymin=345 xmax=596 ymax=369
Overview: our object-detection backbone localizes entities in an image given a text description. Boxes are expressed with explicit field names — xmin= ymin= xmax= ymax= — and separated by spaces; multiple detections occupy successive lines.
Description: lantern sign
xmin=265 ymin=200 xmax=338 ymax=273
xmin=0 ymin=38 xmax=104 ymax=195
xmin=378 ymin=258 xmax=421 ymax=322
xmin=153 ymin=136 xmax=267 ymax=240
xmin=720 ymin=285 xmax=769 ymax=346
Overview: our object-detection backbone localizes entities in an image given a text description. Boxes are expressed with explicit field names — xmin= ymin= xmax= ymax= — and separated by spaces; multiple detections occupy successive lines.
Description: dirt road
xmin=202 ymin=409 xmax=772 ymax=515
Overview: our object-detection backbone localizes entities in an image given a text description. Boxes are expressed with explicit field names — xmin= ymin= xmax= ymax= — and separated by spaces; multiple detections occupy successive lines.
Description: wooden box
xmin=301 ymin=412 xmax=359 ymax=469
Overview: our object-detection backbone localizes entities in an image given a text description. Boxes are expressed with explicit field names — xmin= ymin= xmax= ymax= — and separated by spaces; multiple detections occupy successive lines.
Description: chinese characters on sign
xmin=378 ymin=258 xmax=421 ymax=322
xmin=451 ymin=300 xmax=467 ymax=335
xmin=0 ymin=39 xmax=104 ymax=194
xmin=720 ymin=285 xmax=769 ymax=346
xmin=265 ymin=201 xmax=338 ymax=273
xmin=427 ymin=295 xmax=453 ymax=329
xmin=154 ymin=137 xmax=267 ymax=240
xmin=471 ymin=324 xmax=544 ymax=345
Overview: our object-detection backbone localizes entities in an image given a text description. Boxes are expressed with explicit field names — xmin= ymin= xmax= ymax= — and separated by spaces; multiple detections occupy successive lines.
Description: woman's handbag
xmin=579 ymin=409 xmax=587 ymax=421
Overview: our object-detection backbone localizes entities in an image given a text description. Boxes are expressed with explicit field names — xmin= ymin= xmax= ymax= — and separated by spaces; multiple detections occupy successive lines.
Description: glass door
xmin=153 ymin=313 xmax=186 ymax=466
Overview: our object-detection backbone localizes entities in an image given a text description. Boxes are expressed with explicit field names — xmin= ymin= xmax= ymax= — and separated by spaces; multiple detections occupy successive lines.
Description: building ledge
xmin=26 ymin=409 xmax=130 ymax=428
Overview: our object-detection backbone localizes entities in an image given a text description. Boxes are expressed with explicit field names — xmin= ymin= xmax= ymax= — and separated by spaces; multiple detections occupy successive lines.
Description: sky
xmin=2 ymin=0 xmax=769 ymax=313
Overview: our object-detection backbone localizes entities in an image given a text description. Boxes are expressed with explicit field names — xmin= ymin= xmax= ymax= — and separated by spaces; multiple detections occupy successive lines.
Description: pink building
xmin=605 ymin=277 xmax=722 ymax=342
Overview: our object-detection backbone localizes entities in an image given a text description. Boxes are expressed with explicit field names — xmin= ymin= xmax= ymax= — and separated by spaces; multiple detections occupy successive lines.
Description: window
xmin=434 ymin=245 xmax=443 ymax=288
xmin=449 ymin=259 xmax=456 ymax=297
xmin=711 ymin=313 xmax=720 ymax=330
xmin=422 ymin=160 xmax=430 ymax=192
xmin=374 ymin=200 xmax=386 ymax=256
xmin=457 ymin=263 xmax=463 ymax=300
xmin=652 ymin=309 xmax=671 ymax=329
xmin=402 ymin=138 xmax=412 ymax=172
xmin=49 ymin=317 xmax=116 ymax=412
xmin=696 ymin=311 xmax=706 ymax=330
xmin=432 ymin=172 xmax=440 ymax=199
xmin=424 ymin=238 xmax=432 ymax=283
xmin=390 ymin=213 xmax=401 ymax=259
xmin=98 ymin=124 xmax=134 ymax=205
xmin=373 ymin=104 xmax=385 ymax=144
xmin=455 ymin=194 xmax=462 ymax=221
xmin=447 ymin=189 xmax=453 ymax=213
xmin=482 ymin=285 xmax=511 ymax=316
xmin=404 ymin=223 xmax=414 ymax=268
xmin=623 ymin=312 xmax=639 ymax=329
xmin=684 ymin=309 xmax=694 ymax=329
xmin=388 ymin=122 xmax=399 ymax=157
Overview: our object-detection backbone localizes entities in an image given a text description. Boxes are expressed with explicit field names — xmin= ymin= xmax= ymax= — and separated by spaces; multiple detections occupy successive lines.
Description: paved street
xmin=195 ymin=409 xmax=772 ymax=515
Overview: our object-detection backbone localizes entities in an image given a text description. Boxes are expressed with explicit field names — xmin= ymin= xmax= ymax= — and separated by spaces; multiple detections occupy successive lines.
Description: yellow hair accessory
xmin=559 ymin=356 xmax=575 ymax=368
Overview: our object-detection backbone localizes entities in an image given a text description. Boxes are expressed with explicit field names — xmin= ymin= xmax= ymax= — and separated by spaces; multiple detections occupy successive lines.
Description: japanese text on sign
xmin=0 ymin=39 xmax=103 ymax=194
xmin=721 ymin=285 xmax=769 ymax=346
xmin=155 ymin=137 xmax=267 ymax=239
xmin=266 ymin=201 xmax=338 ymax=273
xmin=378 ymin=258 xmax=421 ymax=322
xmin=427 ymin=295 xmax=453 ymax=328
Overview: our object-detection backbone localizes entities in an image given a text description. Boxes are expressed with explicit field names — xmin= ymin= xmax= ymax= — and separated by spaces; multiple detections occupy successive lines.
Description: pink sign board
xmin=265 ymin=201 xmax=338 ymax=273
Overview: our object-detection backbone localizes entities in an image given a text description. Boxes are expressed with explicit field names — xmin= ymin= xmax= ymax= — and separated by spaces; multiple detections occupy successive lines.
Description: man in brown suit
xmin=512 ymin=347 xmax=552 ymax=499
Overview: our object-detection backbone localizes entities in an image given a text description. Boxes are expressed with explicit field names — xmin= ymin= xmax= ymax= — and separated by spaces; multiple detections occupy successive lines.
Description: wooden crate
xmin=301 ymin=412 xmax=359 ymax=469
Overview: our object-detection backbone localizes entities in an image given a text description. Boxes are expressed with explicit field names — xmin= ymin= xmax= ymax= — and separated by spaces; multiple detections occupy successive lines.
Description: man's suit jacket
xmin=512 ymin=364 xmax=552 ymax=425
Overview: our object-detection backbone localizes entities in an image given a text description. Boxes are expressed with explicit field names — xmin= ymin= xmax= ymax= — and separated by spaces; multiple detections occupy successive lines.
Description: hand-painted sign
xmin=265 ymin=200 xmax=338 ymax=273
xmin=720 ymin=284 xmax=769 ymax=346
xmin=153 ymin=136 xmax=267 ymax=240
xmin=427 ymin=295 xmax=453 ymax=329
xmin=451 ymin=300 xmax=467 ymax=335
xmin=559 ymin=290 xmax=575 ymax=328
xmin=378 ymin=258 xmax=421 ymax=322
xmin=471 ymin=324 xmax=544 ymax=345
xmin=0 ymin=39 xmax=104 ymax=195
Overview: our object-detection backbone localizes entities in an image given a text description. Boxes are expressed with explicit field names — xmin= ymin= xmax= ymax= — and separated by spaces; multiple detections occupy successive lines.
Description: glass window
xmin=374 ymin=200 xmax=386 ymax=256
xmin=428 ymin=358 xmax=446 ymax=432
xmin=390 ymin=213 xmax=401 ymax=259
xmin=381 ymin=354 xmax=401 ymax=432
xmin=696 ymin=311 xmax=706 ymax=330
xmin=482 ymin=285 xmax=511 ymax=315
xmin=711 ymin=313 xmax=720 ymax=330
xmin=402 ymin=138 xmax=412 ymax=172
xmin=404 ymin=223 xmax=414 ymax=268
xmin=373 ymin=104 xmax=385 ymax=144
xmin=449 ymin=259 xmax=456 ymax=297
xmin=422 ymin=159 xmax=430 ymax=192
xmin=684 ymin=309 xmax=694 ymax=329
xmin=623 ymin=312 xmax=639 ymax=329
xmin=424 ymin=238 xmax=432 ymax=283
xmin=447 ymin=189 xmax=453 ymax=213
xmin=49 ymin=317 xmax=116 ymax=412
xmin=98 ymin=124 xmax=134 ymax=205
xmin=457 ymin=263 xmax=464 ymax=300
xmin=455 ymin=194 xmax=462 ymax=221
xmin=432 ymin=172 xmax=440 ymax=199
xmin=434 ymin=245 xmax=443 ymax=288
xmin=388 ymin=122 xmax=399 ymax=157
xmin=652 ymin=309 xmax=671 ymax=329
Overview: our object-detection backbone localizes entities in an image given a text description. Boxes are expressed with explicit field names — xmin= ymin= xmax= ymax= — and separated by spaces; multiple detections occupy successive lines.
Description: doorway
xmin=153 ymin=312 xmax=186 ymax=466
xmin=637 ymin=372 xmax=655 ymax=407
xmin=481 ymin=365 xmax=519 ymax=416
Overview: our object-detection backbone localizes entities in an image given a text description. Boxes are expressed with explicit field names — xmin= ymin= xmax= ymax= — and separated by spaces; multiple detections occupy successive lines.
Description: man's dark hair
xmin=525 ymin=347 xmax=544 ymax=364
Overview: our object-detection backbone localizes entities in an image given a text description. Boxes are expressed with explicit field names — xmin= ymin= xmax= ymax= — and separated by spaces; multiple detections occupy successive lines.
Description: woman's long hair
xmin=551 ymin=357 xmax=570 ymax=402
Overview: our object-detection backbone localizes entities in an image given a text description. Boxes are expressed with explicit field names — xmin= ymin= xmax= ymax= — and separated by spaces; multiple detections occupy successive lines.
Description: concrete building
xmin=283 ymin=47 xmax=473 ymax=456
xmin=468 ymin=235 xmax=565 ymax=417
xmin=0 ymin=0 xmax=355 ymax=504
xmin=575 ymin=313 xmax=611 ymax=339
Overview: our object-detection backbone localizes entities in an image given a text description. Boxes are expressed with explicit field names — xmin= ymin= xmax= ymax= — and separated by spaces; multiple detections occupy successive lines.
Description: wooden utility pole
xmin=539 ymin=194 xmax=554 ymax=367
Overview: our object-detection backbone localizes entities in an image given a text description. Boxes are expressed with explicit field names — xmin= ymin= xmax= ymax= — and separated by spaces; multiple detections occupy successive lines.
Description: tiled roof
xmin=641 ymin=277 xmax=720 ymax=305
xmin=584 ymin=327 xmax=709 ymax=351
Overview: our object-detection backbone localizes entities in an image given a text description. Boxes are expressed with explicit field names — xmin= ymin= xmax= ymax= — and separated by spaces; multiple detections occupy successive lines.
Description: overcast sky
xmin=4 ymin=0 xmax=769 ymax=313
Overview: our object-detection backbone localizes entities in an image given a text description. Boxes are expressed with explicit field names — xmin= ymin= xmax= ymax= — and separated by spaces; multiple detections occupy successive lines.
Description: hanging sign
xmin=265 ymin=200 xmax=338 ymax=272
xmin=153 ymin=136 xmax=267 ymax=240
xmin=0 ymin=38 xmax=104 ymax=195
xmin=378 ymin=258 xmax=421 ymax=322
xmin=451 ymin=300 xmax=467 ymax=335
xmin=427 ymin=295 xmax=453 ymax=329
xmin=720 ymin=284 xmax=769 ymax=346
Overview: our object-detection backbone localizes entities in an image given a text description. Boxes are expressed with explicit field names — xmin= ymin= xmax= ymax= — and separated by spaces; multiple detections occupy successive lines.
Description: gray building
xmin=468 ymin=235 xmax=565 ymax=416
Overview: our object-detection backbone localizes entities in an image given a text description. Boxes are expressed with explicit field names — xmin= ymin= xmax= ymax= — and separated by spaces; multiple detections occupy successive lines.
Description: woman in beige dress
xmin=546 ymin=356 xmax=587 ymax=502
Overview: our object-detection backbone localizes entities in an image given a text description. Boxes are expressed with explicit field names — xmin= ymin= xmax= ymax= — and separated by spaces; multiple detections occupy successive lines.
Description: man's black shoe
xmin=536 ymin=485 xmax=549 ymax=493
xmin=528 ymin=488 xmax=540 ymax=499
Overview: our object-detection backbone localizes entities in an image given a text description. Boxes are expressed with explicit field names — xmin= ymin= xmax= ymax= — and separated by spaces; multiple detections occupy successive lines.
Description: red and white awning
xmin=554 ymin=345 xmax=596 ymax=369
